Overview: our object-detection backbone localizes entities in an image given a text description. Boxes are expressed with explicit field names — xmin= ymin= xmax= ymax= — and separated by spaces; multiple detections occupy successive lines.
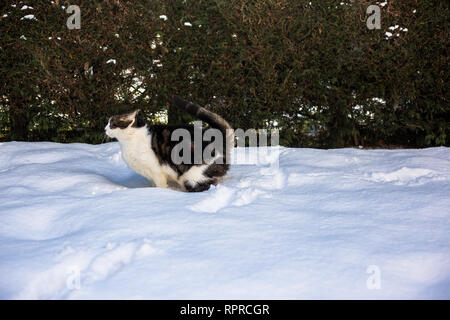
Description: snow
xmin=20 ymin=14 xmax=36 ymax=20
xmin=0 ymin=142 xmax=449 ymax=299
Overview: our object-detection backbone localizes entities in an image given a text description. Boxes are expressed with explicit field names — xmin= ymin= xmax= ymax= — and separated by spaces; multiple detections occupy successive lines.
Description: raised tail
xmin=172 ymin=95 xmax=234 ymax=159
xmin=172 ymin=95 xmax=232 ymax=131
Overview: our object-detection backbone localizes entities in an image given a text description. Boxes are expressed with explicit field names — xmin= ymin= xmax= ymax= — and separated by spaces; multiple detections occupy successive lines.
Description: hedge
xmin=0 ymin=0 xmax=448 ymax=147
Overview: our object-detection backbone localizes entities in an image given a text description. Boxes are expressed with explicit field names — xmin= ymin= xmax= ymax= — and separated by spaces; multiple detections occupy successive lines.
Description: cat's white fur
xmin=180 ymin=164 xmax=209 ymax=188
xmin=105 ymin=114 xmax=208 ymax=191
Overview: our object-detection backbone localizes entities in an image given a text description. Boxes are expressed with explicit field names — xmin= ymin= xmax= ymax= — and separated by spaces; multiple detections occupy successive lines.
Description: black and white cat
xmin=105 ymin=96 xmax=234 ymax=192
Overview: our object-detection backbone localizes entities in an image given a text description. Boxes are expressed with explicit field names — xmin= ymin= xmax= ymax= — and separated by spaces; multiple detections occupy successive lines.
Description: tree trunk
xmin=9 ymin=107 xmax=30 ymax=141
xmin=168 ymin=103 xmax=184 ymax=125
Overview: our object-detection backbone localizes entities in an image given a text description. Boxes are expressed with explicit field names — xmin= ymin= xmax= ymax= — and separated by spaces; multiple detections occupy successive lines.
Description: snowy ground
xmin=0 ymin=141 xmax=449 ymax=299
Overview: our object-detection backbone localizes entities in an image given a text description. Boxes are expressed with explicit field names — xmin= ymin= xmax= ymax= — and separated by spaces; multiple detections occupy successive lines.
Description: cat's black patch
xmin=149 ymin=124 xmax=204 ymax=177
xmin=148 ymin=124 xmax=229 ymax=187
xmin=110 ymin=110 xmax=145 ymax=129
xmin=204 ymin=161 xmax=228 ymax=178
xmin=110 ymin=116 xmax=132 ymax=129
xmin=184 ymin=180 xmax=213 ymax=192
xmin=132 ymin=114 xmax=147 ymax=128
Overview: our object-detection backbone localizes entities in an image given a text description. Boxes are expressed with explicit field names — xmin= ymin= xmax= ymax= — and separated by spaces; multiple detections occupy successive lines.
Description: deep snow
xmin=0 ymin=141 xmax=449 ymax=299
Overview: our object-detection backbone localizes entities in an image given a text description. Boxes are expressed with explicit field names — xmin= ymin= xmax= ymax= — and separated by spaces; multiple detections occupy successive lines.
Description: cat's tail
xmin=172 ymin=95 xmax=234 ymax=159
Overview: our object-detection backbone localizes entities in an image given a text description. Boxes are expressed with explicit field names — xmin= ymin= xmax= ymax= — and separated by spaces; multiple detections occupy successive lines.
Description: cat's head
xmin=105 ymin=109 xmax=145 ymax=140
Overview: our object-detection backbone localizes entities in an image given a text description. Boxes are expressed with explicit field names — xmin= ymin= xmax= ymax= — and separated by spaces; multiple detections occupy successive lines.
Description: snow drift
xmin=0 ymin=141 xmax=449 ymax=299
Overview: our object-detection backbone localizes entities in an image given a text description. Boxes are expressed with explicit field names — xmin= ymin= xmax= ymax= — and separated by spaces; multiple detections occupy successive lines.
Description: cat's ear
xmin=134 ymin=109 xmax=141 ymax=118
xmin=125 ymin=109 xmax=140 ymax=126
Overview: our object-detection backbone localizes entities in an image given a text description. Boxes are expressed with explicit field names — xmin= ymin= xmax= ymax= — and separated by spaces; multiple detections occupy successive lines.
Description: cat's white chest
xmin=119 ymin=131 xmax=161 ymax=180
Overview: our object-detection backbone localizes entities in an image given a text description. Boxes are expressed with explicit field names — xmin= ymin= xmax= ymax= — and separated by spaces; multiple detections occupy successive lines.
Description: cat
xmin=105 ymin=95 xmax=234 ymax=192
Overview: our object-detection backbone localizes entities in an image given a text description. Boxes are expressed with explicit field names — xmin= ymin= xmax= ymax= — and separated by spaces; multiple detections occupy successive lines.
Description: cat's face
xmin=105 ymin=109 xmax=143 ymax=139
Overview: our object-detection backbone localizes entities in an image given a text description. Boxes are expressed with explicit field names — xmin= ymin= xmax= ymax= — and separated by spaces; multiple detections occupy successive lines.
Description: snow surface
xmin=0 ymin=142 xmax=449 ymax=299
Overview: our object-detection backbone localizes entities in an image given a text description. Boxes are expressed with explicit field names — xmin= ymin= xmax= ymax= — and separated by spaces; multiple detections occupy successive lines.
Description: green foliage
xmin=0 ymin=0 xmax=448 ymax=147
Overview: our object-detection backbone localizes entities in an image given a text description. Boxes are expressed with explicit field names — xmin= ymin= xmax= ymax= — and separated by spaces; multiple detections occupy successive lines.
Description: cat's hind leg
xmin=184 ymin=180 xmax=214 ymax=192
